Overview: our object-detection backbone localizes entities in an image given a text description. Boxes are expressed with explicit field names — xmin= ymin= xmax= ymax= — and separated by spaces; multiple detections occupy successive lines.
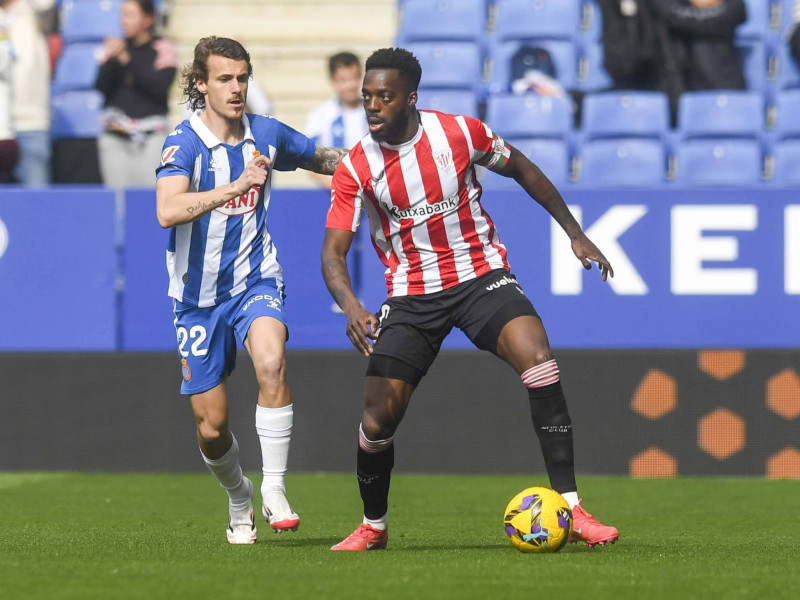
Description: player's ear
xmin=408 ymin=90 xmax=417 ymax=108
xmin=195 ymin=78 xmax=208 ymax=95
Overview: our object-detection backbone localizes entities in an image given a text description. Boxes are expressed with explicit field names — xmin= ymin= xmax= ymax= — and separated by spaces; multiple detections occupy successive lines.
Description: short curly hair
xmin=365 ymin=47 xmax=421 ymax=91
xmin=180 ymin=36 xmax=253 ymax=111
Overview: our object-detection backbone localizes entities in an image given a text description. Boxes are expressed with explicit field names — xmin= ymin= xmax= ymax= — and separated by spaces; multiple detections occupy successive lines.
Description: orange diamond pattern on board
xmin=631 ymin=369 xmax=677 ymax=420
xmin=698 ymin=350 xmax=746 ymax=380
xmin=767 ymin=447 xmax=800 ymax=479
xmin=629 ymin=447 xmax=677 ymax=478
xmin=766 ymin=369 xmax=800 ymax=420
xmin=698 ymin=408 xmax=746 ymax=460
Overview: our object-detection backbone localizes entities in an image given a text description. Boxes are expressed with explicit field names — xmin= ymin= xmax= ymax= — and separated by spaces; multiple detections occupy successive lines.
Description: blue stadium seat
xmin=60 ymin=0 xmax=124 ymax=43
xmin=770 ymin=140 xmax=800 ymax=184
xmin=488 ymin=40 xmax=578 ymax=93
xmin=771 ymin=44 xmax=800 ymax=89
xmin=416 ymin=89 xmax=480 ymax=118
xmin=396 ymin=0 xmax=486 ymax=43
xmin=580 ymin=0 xmax=602 ymax=41
xmin=582 ymin=91 xmax=670 ymax=140
xmin=52 ymin=43 xmax=102 ymax=92
xmin=578 ymin=139 xmax=666 ymax=186
xmin=405 ymin=42 xmax=483 ymax=92
xmin=481 ymin=137 xmax=570 ymax=188
xmin=677 ymin=91 xmax=764 ymax=139
xmin=51 ymin=89 xmax=103 ymax=138
xmin=773 ymin=90 xmax=800 ymax=138
xmin=485 ymin=93 xmax=572 ymax=139
xmin=673 ymin=140 xmax=763 ymax=185
xmin=737 ymin=0 xmax=770 ymax=41
xmin=736 ymin=41 xmax=768 ymax=91
xmin=494 ymin=0 xmax=581 ymax=42
xmin=577 ymin=42 xmax=613 ymax=92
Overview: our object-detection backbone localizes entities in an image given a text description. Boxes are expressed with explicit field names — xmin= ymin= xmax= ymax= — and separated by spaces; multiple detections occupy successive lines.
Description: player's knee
xmin=361 ymin=411 xmax=396 ymax=441
xmin=252 ymin=354 xmax=286 ymax=385
xmin=196 ymin=417 xmax=227 ymax=444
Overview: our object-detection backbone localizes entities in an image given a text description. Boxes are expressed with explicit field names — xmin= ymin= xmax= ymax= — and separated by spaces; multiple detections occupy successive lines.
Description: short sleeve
xmin=273 ymin=120 xmax=316 ymax=171
xmin=326 ymin=159 xmax=363 ymax=232
xmin=462 ymin=115 xmax=496 ymax=160
xmin=155 ymin=129 xmax=196 ymax=180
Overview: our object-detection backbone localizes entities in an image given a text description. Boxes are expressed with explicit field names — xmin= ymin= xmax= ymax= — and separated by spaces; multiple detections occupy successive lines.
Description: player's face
xmin=197 ymin=55 xmax=250 ymax=122
xmin=362 ymin=68 xmax=417 ymax=145
xmin=331 ymin=64 xmax=362 ymax=108
xmin=121 ymin=0 xmax=153 ymax=40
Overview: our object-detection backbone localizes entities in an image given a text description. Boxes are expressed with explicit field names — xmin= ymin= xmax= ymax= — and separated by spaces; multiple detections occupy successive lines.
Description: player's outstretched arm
xmin=303 ymin=146 xmax=348 ymax=176
xmin=156 ymin=154 xmax=271 ymax=228
xmin=497 ymin=144 xmax=614 ymax=281
xmin=321 ymin=228 xmax=379 ymax=356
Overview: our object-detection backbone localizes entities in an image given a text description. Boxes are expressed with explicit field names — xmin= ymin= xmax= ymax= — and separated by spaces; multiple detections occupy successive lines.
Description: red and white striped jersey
xmin=327 ymin=110 xmax=511 ymax=297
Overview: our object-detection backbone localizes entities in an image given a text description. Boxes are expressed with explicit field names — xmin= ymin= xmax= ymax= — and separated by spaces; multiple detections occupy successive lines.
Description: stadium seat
xmin=736 ymin=0 xmax=770 ymax=41
xmin=771 ymin=44 xmax=800 ymax=89
xmin=770 ymin=140 xmax=800 ymax=184
xmin=405 ymin=42 xmax=484 ymax=92
xmin=773 ymin=90 xmax=800 ymax=138
xmin=493 ymin=0 xmax=581 ymax=42
xmin=60 ymin=0 xmax=124 ymax=44
xmin=396 ymin=0 xmax=486 ymax=43
xmin=673 ymin=140 xmax=763 ymax=185
xmin=481 ymin=137 xmax=570 ymax=188
xmin=577 ymin=42 xmax=613 ymax=92
xmin=578 ymin=139 xmax=666 ymax=186
xmin=485 ymin=93 xmax=572 ymax=139
xmin=488 ymin=40 xmax=578 ymax=93
xmin=677 ymin=91 xmax=764 ymax=139
xmin=416 ymin=89 xmax=480 ymax=118
xmin=736 ymin=41 xmax=768 ymax=91
xmin=50 ymin=89 xmax=103 ymax=139
xmin=52 ymin=43 xmax=102 ymax=92
xmin=580 ymin=0 xmax=602 ymax=41
xmin=582 ymin=91 xmax=670 ymax=140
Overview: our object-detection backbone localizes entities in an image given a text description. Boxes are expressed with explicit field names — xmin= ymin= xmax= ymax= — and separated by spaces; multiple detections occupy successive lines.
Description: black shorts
xmin=367 ymin=269 xmax=539 ymax=384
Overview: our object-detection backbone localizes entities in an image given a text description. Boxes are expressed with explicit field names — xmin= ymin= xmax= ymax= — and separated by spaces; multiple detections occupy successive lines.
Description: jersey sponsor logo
xmin=433 ymin=149 xmax=453 ymax=172
xmin=387 ymin=196 xmax=458 ymax=220
xmin=242 ymin=293 xmax=282 ymax=312
xmin=215 ymin=187 xmax=260 ymax=216
xmin=161 ymin=145 xmax=180 ymax=165
xmin=486 ymin=274 xmax=521 ymax=292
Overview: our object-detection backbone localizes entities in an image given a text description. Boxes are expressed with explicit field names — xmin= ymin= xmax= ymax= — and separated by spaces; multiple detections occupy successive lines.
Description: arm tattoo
xmin=185 ymin=196 xmax=228 ymax=218
xmin=307 ymin=146 xmax=348 ymax=175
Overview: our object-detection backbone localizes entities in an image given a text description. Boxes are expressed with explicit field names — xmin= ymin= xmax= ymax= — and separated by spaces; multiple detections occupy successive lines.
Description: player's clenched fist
xmin=232 ymin=154 xmax=271 ymax=195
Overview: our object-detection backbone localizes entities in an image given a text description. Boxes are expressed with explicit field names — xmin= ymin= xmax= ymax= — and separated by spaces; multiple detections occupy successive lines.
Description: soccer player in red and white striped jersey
xmin=323 ymin=48 xmax=619 ymax=551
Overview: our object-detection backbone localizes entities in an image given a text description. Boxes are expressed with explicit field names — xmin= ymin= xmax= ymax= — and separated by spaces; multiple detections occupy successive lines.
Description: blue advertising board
xmin=0 ymin=187 xmax=117 ymax=350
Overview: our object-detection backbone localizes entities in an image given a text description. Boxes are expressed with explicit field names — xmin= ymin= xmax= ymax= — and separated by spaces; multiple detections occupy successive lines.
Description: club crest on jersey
xmin=161 ymin=145 xmax=180 ymax=165
xmin=181 ymin=358 xmax=192 ymax=381
xmin=433 ymin=149 xmax=453 ymax=172
xmin=216 ymin=187 xmax=260 ymax=216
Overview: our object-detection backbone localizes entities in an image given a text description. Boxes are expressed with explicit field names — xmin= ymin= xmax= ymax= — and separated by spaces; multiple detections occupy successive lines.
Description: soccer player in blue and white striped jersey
xmin=155 ymin=36 xmax=346 ymax=544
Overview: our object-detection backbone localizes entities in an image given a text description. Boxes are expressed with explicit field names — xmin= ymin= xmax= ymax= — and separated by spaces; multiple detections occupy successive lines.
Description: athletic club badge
xmin=433 ymin=149 xmax=453 ymax=172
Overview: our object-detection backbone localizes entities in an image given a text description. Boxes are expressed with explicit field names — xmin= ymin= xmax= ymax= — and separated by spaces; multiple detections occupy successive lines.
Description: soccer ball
xmin=503 ymin=486 xmax=572 ymax=553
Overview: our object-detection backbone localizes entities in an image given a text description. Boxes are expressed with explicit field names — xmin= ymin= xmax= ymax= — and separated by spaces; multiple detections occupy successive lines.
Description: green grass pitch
xmin=1 ymin=473 xmax=798 ymax=599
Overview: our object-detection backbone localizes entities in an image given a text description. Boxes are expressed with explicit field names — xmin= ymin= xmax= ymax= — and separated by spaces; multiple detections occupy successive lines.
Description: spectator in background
xmin=304 ymin=51 xmax=368 ymax=188
xmin=789 ymin=0 xmax=800 ymax=66
xmin=599 ymin=0 xmax=746 ymax=122
xmin=2 ymin=0 xmax=51 ymax=185
xmin=96 ymin=0 xmax=176 ymax=188
xmin=0 ymin=9 xmax=18 ymax=182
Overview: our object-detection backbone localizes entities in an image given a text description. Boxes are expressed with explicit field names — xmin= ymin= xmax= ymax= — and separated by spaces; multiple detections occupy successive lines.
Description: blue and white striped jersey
xmin=156 ymin=111 xmax=316 ymax=308
xmin=304 ymin=99 xmax=367 ymax=149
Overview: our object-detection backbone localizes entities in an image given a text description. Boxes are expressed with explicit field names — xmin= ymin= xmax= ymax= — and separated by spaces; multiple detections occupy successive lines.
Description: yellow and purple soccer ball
xmin=503 ymin=487 xmax=572 ymax=553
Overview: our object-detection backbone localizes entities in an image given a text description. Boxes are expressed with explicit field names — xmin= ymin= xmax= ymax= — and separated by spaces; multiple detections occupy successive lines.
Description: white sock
xmin=562 ymin=491 xmax=579 ymax=509
xmin=255 ymin=403 xmax=293 ymax=496
xmin=200 ymin=434 xmax=251 ymax=510
xmin=363 ymin=514 xmax=387 ymax=530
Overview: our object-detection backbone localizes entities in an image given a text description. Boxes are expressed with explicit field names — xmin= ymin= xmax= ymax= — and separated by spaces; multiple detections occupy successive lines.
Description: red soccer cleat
xmin=330 ymin=523 xmax=389 ymax=551
xmin=570 ymin=500 xmax=619 ymax=547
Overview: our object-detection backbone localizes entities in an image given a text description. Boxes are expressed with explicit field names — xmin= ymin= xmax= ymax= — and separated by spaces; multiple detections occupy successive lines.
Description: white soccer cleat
xmin=226 ymin=477 xmax=258 ymax=544
xmin=262 ymin=488 xmax=300 ymax=533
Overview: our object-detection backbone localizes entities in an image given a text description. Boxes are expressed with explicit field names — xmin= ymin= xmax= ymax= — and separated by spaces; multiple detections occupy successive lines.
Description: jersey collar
xmin=190 ymin=110 xmax=255 ymax=149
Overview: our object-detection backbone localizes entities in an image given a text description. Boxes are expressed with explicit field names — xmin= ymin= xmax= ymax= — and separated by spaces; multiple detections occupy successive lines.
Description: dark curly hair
xmin=180 ymin=36 xmax=252 ymax=111
xmin=365 ymin=47 xmax=421 ymax=91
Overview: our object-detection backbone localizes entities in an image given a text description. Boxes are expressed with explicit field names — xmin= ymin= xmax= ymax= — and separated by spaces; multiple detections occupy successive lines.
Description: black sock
xmin=528 ymin=381 xmax=577 ymax=494
xmin=357 ymin=444 xmax=394 ymax=519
